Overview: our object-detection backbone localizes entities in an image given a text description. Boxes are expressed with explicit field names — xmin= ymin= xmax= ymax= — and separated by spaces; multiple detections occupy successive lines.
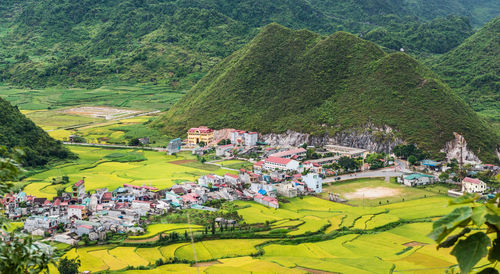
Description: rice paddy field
xmin=20 ymin=146 xmax=239 ymax=199
xmin=0 ymin=84 xmax=184 ymax=111
xmin=53 ymin=189 xmax=489 ymax=273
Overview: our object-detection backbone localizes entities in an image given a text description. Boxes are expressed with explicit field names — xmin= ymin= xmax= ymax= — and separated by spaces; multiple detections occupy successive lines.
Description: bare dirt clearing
xmin=344 ymin=187 xmax=401 ymax=199
xmin=62 ymin=106 xmax=141 ymax=120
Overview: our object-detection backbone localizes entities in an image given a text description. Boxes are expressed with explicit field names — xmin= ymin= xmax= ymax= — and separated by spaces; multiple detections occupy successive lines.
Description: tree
xmin=429 ymin=194 xmax=500 ymax=273
xmin=58 ymin=257 xmax=81 ymax=274
xmin=198 ymin=141 xmax=206 ymax=147
xmin=338 ymin=156 xmax=358 ymax=171
xmin=0 ymin=146 xmax=55 ymax=273
xmin=128 ymin=138 xmax=141 ymax=146
xmin=438 ymin=172 xmax=449 ymax=182
xmin=408 ymin=155 xmax=417 ymax=165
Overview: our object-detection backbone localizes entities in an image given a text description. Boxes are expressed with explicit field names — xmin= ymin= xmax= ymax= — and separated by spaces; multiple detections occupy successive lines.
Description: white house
xmin=462 ymin=177 xmax=487 ymax=194
xmin=402 ymin=173 xmax=435 ymax=187
xmin=230 ymin=130 xmax=258 ymax=147
xmin=275 ymin=182 xmax=298 ymax=198
xmin=254 ymin=194 xmax=279 ymax=209
xmin=216 ymin=144 xmax=235 ymax=157
xmin=24 ymin=216 xmax=59 ymax=233
xmin=264 ymin=156 xmax=300 ymax=171
xmin=131 ymin=200 xmax=152 ymax=216
xmin=68 ymin=205 xmax=87 ymax=219
xmin=224 ymin=173 xmax=240 ymax=186
xmin=303 ymin=173 xmax=322 ymax=193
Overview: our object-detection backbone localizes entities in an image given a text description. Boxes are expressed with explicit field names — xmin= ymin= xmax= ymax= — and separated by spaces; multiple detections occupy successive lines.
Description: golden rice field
xmin=60 ymin=239 xmax=271 ymax=272
xmin=39 ymin=161 xmax=489 ymax=273
xmin=20 ymin=146 xmax=239 ymax=199
xmin=52 ymin=191 xmax=479 ymax=273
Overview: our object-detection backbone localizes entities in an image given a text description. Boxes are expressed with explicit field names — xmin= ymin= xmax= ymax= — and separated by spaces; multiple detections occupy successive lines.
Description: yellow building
xmin=187 ymin=126 xmax=214 ymax=146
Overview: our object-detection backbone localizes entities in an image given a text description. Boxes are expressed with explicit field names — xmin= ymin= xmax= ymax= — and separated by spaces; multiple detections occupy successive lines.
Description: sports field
xmin=20 ymin=146 xmax=239 ymax=199
xmin=321 ymin=178 xmax=448 ymax=206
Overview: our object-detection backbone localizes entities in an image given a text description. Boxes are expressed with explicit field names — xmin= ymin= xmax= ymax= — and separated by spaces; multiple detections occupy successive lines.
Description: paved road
xmin=323 ymin=167 xmax=402 ymax=183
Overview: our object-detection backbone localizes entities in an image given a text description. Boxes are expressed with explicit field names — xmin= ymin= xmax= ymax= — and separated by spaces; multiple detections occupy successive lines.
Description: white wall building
xmin=264 ymin=156 xmax=300 ymax=171
xmin=230 ymin=130 xmax=258 ymax=146
xmin=462 ymin=177 xmax=487 ymax=193
xmin=303 ymin=173 xmax=322 ymax=193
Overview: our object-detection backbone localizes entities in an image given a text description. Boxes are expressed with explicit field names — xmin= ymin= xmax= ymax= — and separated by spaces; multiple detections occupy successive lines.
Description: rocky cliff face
xmin=441 ymin=132 xmax=482 ymax=165
xmin=261 ymin=125 xmax=403 ymax=154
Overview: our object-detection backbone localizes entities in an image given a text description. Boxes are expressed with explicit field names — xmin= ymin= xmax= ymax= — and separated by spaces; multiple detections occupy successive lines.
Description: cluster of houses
xmin=1 ymin=158 xmax=323 ymax=242
xmin=5 ymin=125 xmax=499 ymax=245
xmin=1 ymin=179 xmax=165 ymax=243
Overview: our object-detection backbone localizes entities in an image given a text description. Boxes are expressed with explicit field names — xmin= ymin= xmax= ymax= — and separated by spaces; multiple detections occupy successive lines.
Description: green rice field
xmin=20 ymin=146 xmax=239 ymax=199
xmin=51 ymin=186 xmax=497 ymax=273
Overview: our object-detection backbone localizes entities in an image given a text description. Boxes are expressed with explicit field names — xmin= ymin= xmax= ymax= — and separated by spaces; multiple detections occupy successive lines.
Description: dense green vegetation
xmin=0 ymin=0 xmax=498 ymax=89
xmin=430 ymin=16 xmax=500 ymax=123
xmin=0 ymin=97 xmax=74 ymax=167
xmin=156 ymin=24 xmax=499 ymax=163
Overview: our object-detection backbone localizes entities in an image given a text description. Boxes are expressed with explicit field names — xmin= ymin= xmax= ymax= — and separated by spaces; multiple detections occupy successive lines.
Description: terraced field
xmin=41 ymin=163 xmax=483 ymax=273
xmin=20 ymin=147 xmax=239 ymax=199
xmin=61 ymin=239 xmax=271 ymax=272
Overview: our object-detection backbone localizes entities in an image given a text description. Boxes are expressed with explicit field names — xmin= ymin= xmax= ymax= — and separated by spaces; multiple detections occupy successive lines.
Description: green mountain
xmin=0 ymin=0 xmax=497 ymax=89
xmin=155 ymin=24 xmax=499 ymax=163
xmin=431 ymin=16 xmax=499 ymax=123
xmin=0 ymin=98 xmax=74 ymax=167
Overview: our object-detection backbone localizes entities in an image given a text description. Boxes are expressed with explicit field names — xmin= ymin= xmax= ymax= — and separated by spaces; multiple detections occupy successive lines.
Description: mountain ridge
xmin=0 ymin=97 xmax=74 ymax=167
xmin=431 ymin=16 xmax=500 ymax=123
xmin=155 ymin=23 xmax=499 ymax=163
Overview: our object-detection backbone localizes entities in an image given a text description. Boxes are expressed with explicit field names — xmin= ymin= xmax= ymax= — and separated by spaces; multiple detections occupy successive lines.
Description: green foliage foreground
xmin=430 ymin=193 xmax=500 ymax=273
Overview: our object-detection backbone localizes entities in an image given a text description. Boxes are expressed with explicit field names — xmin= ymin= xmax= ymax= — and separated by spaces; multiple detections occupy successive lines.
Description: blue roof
xmin=258 ymin=189 xmax=267 ymax=195
xmin=421 ymin=160 xmax=440 ymax=167
xmin=404 ymin=173 xmax=434 ymax=180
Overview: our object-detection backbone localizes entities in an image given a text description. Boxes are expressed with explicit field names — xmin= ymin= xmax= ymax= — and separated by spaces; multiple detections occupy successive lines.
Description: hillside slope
xmin=431 ymin=16 xmax=500 ymax=122
xmin=0 ymin=98 xmax=74 ymax=166
xmin=0 ymin=0 xmax=497 ymax=88
xmin=155 ymin=24 xmax=499 ymax=162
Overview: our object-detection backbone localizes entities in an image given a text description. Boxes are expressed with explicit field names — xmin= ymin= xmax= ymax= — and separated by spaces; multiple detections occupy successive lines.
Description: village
xmin=2 ymin=126 xmax=499 ymax=247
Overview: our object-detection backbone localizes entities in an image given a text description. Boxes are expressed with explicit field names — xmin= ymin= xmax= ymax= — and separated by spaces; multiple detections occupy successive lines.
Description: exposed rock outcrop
xmin=441 ymin=132 xmax=482 ymax=165
xmin=261 ymin=125 xmax=403 ymax=154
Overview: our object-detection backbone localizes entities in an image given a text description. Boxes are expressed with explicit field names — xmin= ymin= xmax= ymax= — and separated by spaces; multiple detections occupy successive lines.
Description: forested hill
xmin=431 ymin=16 xmax=500 ymax=123
xmin=0 ymin=0 xmax=498 ymax=89
xmin=155 ymin=24 xmax=499 ymax=163
xmin=0 ymin=98 xmax=74 ymax=167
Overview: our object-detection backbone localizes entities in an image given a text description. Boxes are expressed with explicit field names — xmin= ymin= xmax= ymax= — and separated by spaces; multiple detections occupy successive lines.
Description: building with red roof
xmin=72 ymin=178 xmax=85 ymax=201
xmin=264 ymin=157 xmax=300 ymax=171
xmin=462 ymin=177 xmax=487 ymax=193
xmin=187 ymin=126 xmax=215 ymax=147
xmin=270 ymin=148 xmax=306 ymax=159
